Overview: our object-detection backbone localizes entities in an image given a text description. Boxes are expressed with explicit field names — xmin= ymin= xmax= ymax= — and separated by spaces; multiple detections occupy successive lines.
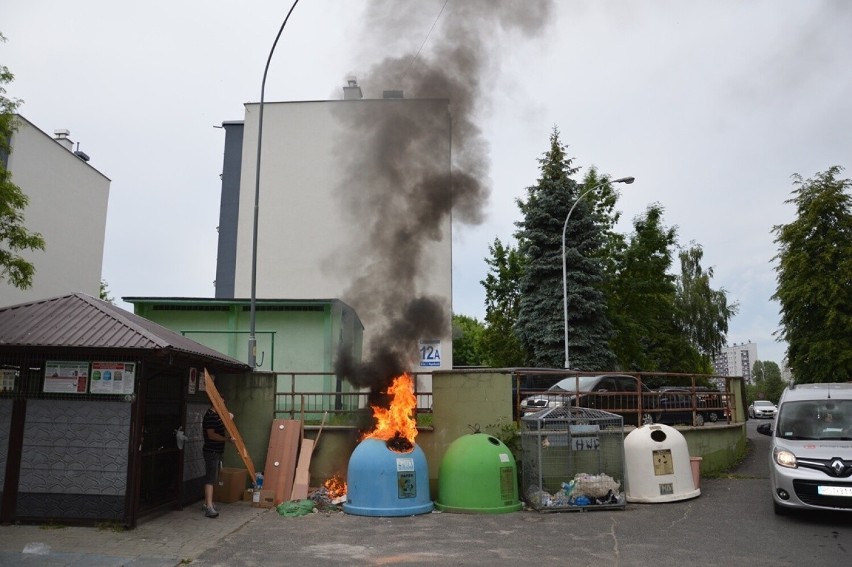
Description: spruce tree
xmin=515 ymin=128 xmax=615 ymax=370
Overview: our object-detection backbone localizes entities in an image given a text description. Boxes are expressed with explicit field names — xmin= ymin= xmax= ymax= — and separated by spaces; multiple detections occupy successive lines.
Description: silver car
xmin=757 ymin=383 xmax=852 ymax=515
xmin=519 ymin=374 xmax=657 ymax=426
xmin=749 ymin=399 xmax=778 ymax=419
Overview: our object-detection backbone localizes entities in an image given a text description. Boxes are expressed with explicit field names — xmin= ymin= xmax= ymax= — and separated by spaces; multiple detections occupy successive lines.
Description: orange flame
xmin=323 ymin=474 xmax=347 ymax=499
xmin=363 ymin=372 xmax=418 ymax=451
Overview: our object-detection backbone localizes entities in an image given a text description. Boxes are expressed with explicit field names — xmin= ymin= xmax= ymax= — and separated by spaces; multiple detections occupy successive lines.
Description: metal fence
xmin=272 ymin=371 xmax=433 ymax=427
xmin=268 ymin=369 xmax=738 ymax=429
xmin=512 ymin=369 xmax=737 ymax=427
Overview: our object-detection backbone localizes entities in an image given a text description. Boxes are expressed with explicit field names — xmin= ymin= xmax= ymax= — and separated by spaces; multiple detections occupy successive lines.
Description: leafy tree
xmin=514 ymin=128 xmax=615 ymax=370
xmin=607 ymin=204 xmax=698 ymax=372
xmin=750 ymin=360 xmax=785 ymax=404
xmin=772 ymin=166 xmax=852 ymax=383
xmin=674 ymin=245 xmax=738 ymax=370
xmin=451 ymin=313 xmax=486 ymax=367
xmin=0 ymin=34 xmax=46 ymax=289
xmin=99 ymin=279 xmax=114 ymax=304
xmin=480 ymin=238 xmax=526 ymax=367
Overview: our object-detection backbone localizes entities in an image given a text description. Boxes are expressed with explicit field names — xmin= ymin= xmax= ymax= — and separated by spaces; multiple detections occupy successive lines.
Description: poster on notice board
xmin=90 ymin=362 xmax=136 ymax=394
xmin=44 ymin=361 xmax=89 ymax=394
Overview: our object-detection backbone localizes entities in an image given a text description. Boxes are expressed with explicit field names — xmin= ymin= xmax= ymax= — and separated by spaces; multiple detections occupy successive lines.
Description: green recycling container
xmin=435 ymin=433 xmax=522 ymax=514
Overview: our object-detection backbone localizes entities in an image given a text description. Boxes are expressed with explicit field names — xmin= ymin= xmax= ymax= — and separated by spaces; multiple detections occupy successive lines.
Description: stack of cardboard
xmin=258 ymin=417 xmax=320 ymax=505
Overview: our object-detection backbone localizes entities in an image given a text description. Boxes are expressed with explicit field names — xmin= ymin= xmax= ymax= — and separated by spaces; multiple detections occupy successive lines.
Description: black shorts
xmin=203 ymin=450 xmax=222 ymax=485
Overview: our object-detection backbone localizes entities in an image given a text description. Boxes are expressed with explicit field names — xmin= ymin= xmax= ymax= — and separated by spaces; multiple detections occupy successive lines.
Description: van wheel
xmin=709 ymin=412 xmax=719 ymax=422
xmin=694 ymin=413 xmax=705 ymax=427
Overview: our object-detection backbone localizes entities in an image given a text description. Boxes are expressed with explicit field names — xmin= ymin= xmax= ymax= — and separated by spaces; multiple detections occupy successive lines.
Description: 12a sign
xmin=419 ymin=339 xmax=441 ymax=367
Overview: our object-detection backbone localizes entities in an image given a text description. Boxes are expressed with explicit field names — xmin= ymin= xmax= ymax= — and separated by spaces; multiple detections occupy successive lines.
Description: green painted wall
xmin=129 ymin=299 xmax=362 ymax=374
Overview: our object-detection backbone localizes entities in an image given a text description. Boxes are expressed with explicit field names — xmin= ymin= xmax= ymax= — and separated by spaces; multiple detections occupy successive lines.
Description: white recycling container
xmin=624 ymin=423 xmax=700 ymax=503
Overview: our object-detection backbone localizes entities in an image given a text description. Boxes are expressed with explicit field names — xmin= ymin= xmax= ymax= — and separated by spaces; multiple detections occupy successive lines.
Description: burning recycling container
xmin=435 ymin=431 xmax=522 ymax=514
xmin=343 ymin=438 xmax=433 ymax=517
xmin=343 ymin=373 xmax=434 ymax=517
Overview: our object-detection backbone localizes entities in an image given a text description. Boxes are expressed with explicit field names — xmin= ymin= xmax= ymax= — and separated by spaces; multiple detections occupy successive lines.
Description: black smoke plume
xmin=334 ymin=1 xmax=554 ymax=395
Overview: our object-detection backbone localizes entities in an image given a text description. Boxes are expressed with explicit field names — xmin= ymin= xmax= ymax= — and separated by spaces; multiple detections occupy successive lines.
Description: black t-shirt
xmin=202 ymin=408 xmax=226 ymax=454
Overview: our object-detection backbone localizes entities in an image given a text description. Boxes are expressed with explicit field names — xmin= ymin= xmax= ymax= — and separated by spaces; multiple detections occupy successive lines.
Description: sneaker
xmin=203 ymin=505 xmax=219 ymax=518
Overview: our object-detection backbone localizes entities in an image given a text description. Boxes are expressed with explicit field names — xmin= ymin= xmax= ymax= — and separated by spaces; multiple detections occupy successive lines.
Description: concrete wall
xmin=215 ymin=372 xmax=278 ymax=476
xmin=214 ymin=370 xmax=746 ymax=499
xmin=1 ymin=118 xmax=110 ymax=306
xmin=17 ymin=400 xmax=129 ymax=521
xmin=679 ymin=423 xmax=747 ymax=475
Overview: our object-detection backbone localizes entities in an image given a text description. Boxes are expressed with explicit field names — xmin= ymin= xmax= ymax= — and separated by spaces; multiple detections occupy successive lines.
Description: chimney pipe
xmin=53 ymin=129 xmax=74 ymax=151
xmin=343 ymin=76 xmax=363 ymax=100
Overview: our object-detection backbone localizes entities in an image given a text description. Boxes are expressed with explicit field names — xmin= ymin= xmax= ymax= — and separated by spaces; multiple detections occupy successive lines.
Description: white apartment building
xmin=213 ymin=81 xmax=453 ymax=377
xmin=713 ymin=341 xmax=759 ymax=381
xmin=0 ymin=117 xmax=110 ymax=306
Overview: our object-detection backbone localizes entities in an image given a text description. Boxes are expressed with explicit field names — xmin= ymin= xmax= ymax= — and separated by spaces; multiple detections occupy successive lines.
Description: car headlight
xmin=774 ymin=448 xmax=797 ymax=469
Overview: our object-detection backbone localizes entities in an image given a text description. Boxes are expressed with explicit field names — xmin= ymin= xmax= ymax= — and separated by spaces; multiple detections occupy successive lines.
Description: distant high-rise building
xmin=712 ymin=341 xmax=759 ymax=381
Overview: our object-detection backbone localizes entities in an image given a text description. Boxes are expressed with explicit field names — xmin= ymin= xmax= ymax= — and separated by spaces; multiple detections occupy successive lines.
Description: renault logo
xmin=830 ymin=458 xmax=846 ymax=475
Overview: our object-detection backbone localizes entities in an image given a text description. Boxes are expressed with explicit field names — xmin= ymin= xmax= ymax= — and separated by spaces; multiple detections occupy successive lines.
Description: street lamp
xmin=562 ymin=176 xmax=635 ymax=369
xmin=248 ymin=0 xmax=301 ymax=368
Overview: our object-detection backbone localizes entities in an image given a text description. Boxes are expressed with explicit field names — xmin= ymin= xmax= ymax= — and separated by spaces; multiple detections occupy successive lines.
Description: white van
xmin=757 ymin=383 xmax=852 ymax=515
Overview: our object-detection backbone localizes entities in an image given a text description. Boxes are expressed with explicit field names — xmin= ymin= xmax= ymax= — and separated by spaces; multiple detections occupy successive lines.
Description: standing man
xmin=202 ymin=403 xmax=234 ymax=518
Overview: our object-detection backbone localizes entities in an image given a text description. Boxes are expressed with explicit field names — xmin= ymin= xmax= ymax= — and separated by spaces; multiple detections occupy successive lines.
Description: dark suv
xmin=656 ymin=388 xmax=713 ymax=426
xmin=519 ymin=374 xmax=657 ymax=425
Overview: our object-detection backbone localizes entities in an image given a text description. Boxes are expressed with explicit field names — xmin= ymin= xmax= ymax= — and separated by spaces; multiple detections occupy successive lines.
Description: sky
xmin=3 ymin=0 xmax=852 ymax=368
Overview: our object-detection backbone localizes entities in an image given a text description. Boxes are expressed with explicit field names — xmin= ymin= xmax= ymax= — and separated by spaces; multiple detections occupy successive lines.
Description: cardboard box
xmin=213 ymin=467 xmax=247 ymax=504
xmin=242 ymin=488 xmax=255 ymax=502
xmin=252 ymin=489 xmax=276 ymax=509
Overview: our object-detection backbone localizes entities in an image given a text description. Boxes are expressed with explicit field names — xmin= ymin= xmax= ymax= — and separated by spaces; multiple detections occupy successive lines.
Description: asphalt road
xmin=190 ymin=420 xmax=852 ymax=567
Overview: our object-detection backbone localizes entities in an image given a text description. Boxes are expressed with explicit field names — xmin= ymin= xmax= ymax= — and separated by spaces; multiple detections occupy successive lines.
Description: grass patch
xmin=416 ymin=412 xmax=433 ymax=428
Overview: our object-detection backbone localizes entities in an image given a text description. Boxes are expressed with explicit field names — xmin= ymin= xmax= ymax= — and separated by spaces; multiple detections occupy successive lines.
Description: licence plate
xmin=817 ymin=485 xmax=852 ymax=497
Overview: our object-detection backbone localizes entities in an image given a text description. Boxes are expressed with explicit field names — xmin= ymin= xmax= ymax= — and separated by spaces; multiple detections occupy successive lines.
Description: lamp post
xmin=248 ymin=0 xmax=301 ymax=368
xmin=562 ymin=176 xmax=635 ymax=369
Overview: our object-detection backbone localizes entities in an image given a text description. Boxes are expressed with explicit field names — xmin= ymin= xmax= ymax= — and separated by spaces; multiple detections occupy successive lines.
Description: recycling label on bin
xmin=652 ymin=449 xmax=674 ymax=476
xmin=397 ymin=471 xmax=416 ymax=499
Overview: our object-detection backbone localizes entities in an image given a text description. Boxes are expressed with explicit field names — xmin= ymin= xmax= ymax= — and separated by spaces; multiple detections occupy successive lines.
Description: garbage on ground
xmin=308 ymin=485 xmax=346 ymax=512
xmin=525 ymin=472 xmax=624 ymax=509
xmin=276 ymin=499 xmax=316 ymax=517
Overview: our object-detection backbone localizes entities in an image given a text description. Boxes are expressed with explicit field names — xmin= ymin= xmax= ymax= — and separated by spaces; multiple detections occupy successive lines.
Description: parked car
xmin=519 ymin=374 xmax=657 ymax=425
xmin=655 ymin=388 xmax=713 ymax=427
xmin=756 ymin=383 xmax=852 ymax=515
xmin=749 ymin=399 xmax=778 ymax=419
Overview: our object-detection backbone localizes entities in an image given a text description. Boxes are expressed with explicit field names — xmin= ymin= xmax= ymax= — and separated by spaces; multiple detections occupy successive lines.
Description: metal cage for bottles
xmin=520 ymin=406 xmax=625 ymax=511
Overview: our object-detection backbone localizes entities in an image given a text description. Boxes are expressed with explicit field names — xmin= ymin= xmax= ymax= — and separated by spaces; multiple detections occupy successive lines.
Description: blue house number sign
xmin=419 ymin=339 xmax=441 ymax=367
